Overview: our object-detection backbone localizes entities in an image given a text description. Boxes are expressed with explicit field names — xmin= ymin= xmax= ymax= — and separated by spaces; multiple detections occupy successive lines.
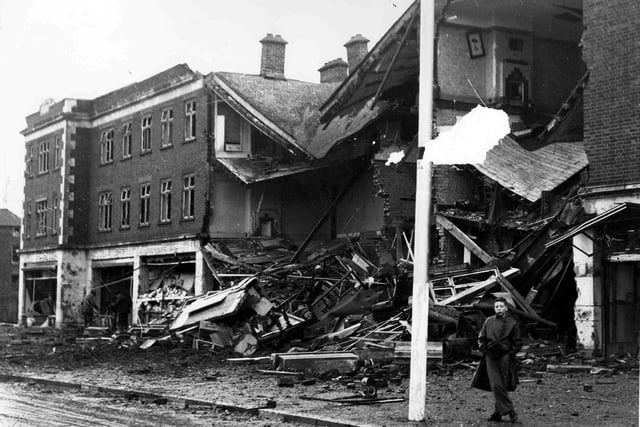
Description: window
xmin=26 ymin=146 xmax=34 ymax=177
xmin=11 ymin=245 xmax=19 ymax=264
xmin=161 ymin=108 xmax=174 ymax=147
xmin=182 ymin=174 xmax=195 ymax=220
xmin=159 ymin=179 xmax=172 ymax=223
xmin=120 ymin=188 xmax=131 ymax=228
xmin=38 ymin=140 xmax=50 ymax=174
xmin=141 ymin=115 xmax=152 ymax=152
xmin=100 ymin=129 xmax=114 ymax=164
xmin=185 ymin=101 xmax=196 ymax=141
xmin=36 ymin=199 xmax=47 ymax=236
xmin=51 ymin=197 xmax=58 ymax=235
xmin=54 ymin=136 xmax=61 ymax=169
xmin=140 ymin=183 xmax=151 ymax=226
xmin=98 ymin=192 xmax=112 ymax=231
xmin=122 ymin=123 xmax=132 ymax=158
xmin=25 ymin=203 xmax=31 ymax=238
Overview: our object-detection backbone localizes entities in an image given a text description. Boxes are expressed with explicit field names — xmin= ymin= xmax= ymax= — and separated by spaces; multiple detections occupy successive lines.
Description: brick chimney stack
xmin=260 ymin=33 xmax=288 ymax=79
xmin=318 ymin=58 xmax=348 ymax=83
xmin=344 ymin=34 xmax=369 ymax=73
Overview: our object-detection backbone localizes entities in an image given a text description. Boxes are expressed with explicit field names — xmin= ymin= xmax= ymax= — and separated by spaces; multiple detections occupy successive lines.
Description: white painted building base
xmin=19 ymin=238 xmax=203 ymax=328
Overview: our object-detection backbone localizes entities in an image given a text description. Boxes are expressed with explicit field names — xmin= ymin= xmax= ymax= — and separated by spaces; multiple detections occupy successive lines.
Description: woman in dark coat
xmin=472 ymin=296 xmax=522 ymax=423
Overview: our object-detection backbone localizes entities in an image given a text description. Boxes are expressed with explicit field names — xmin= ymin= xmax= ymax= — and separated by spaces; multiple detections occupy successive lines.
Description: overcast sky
xmin=0 ymin=0 xmax=414 ymax=216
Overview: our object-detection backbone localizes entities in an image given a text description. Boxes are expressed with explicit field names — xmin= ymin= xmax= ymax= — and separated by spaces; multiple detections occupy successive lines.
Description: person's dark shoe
xmin=508 ymin=411 xmax=519 ymax=423
xmin=487 ymin=413 xmax=502 ymax=422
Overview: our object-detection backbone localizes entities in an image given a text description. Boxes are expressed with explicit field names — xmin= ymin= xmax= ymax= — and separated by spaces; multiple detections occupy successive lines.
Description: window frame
xmin=26 ymin=145 xmax=34 ymax=177
xmin=182 ymin=174 xmax=195 ymax=220
xmin=100 ymin=128 xmax=115 ymax=165
xmin=53 ymin=135 xmax=61 ymax=169
xmin=139 ymin=183 xmax=151 ymax=226
xmin=51 ymin=197 xmax=58 ymax=235
xmin=159 ymin=179 xmax=172 ymax=223
xmin=25 ymin=203 xmax=31 ymax=238
xmin=98 ymin=191 xmax=113 ymax=232
xmin=120 ymin=187 xmax=131 ymax=229
xmin=122 ymin=122 xmax=132 ymax=159
xmin=184 ymin=101 xmax=197 ymax=141
xmin=38 ymin=140 xmax=50 ymax=174
xmin=141 ymin=115 xmax=152 ymax=152
xmin=161 ymin=108 xmax=174 ymax=147
xmin=35 ymin=199 xmax=47 ymax=236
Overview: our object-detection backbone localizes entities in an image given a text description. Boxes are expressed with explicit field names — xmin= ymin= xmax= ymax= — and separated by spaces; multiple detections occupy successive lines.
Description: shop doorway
xmin=93 ymin=265 xmax=133 ymax=328
xmin=604 ymin=261 xmax=640 ymax=356
xmin=24 ymin=269 xmax=56 ymax=326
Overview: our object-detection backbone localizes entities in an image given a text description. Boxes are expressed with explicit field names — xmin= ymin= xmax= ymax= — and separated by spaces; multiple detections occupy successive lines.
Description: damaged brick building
xmin=18 ymin=0 xmax=638 ymax=358
xmin=18 ymin=32 xmax=397 ymax=327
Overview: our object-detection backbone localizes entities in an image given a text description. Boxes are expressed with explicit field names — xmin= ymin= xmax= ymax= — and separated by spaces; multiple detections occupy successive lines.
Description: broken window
xmin=98 ymin=192 xmax=112 ymax=231
xmin=160 ymin=179 xmax=172 ymax=223
xmin=100 ymin=128 xmax=114 ymax=164
xmin=120 ymin=187 xmax=131 ymax=228
xmin=122 ymin=122 xmax=132 ymax=158
xmin=182 ymin=174 xmax=195 ymax=220
xmin=35 ymin=199 xmax=47 ymax=236
xmin=38 ymin=140 xmax=49 ymax=174
xmin=141 ymin=115 xmax=152 ymax=152
xmin=140 ymin=183 xmax=151 ymax=226
xmin=185 ymin=100 xmax=196 ymax=141
xmin=161 ymin=108 xmax=174 ymax=147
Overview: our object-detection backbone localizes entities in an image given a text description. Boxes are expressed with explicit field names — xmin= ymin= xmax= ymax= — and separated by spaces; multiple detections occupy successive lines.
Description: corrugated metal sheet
xmin=473 ymin=136 xmax=588 ymax=202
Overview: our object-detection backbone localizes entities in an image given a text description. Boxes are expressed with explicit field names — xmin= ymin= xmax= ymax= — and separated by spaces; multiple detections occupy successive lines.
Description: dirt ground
xmin=0 ymin=326 xmax=638 ymax=427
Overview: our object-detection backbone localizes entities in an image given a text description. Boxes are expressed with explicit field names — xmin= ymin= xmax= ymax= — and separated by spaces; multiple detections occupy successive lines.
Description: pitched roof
xmin=0 ymin=209 xmax=21 ymax=227
xmin=474 ymin=136 xmax=588 ymax=202
xmin=208 ymin=72 xmax=389 ymax=159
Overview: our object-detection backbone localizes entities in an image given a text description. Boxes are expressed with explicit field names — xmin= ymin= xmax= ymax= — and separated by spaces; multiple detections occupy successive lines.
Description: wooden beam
xmin=371 ymin=9 xmax=418 ymax=109
xmin=439 ymin=268 xmax=519 ymax=306
xmin=435 ymin=214 xmax=494 ymax=264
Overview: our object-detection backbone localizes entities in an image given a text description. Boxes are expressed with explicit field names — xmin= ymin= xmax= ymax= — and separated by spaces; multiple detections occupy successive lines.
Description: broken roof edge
xmin=318 ymin=0 xmax=419 ymax=123
xmin=545 ymin=202 xmax=640 ymax=248
xmin=215 ymin=157 xmax=348 ymax=185
xmin=206 ymin=73 xmax=314 ymax=159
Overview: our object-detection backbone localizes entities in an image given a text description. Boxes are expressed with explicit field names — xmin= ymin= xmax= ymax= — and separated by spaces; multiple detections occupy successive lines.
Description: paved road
xmin=0 ymin=381 xmax=285 ymax=426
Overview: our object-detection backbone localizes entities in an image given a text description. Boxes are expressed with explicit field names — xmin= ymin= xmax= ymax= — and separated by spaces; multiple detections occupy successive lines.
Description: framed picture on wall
xmin=466 ymin=31 xmax=485 ymax=59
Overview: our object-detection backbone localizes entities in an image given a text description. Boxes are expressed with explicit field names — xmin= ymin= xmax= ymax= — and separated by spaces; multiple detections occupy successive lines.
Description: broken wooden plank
xmin=272 ymin=351 xmax=360 ymax=374
xmin=436 ymin=214 xmax=494 ymax=264
xmin=439 ymin=268 xmax=519 ymax=306
xmin=495 ymin=272 xmax=538 ymax=318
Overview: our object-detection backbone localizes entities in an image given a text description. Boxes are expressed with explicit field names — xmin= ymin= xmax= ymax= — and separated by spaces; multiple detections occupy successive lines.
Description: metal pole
xmin=408 ymin=0 xmax=434 ymax=421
